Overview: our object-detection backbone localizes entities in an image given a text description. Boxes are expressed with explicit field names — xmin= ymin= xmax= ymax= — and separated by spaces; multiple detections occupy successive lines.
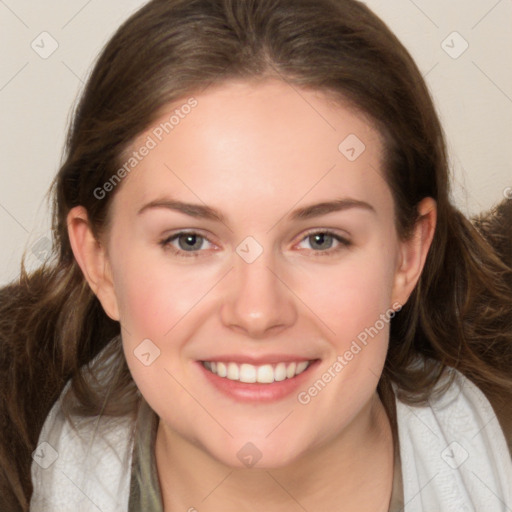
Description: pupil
xmin=180 ymin=235 xmax=201 ymax=250
xmin=311 ymin=233 xmax=332 ymax=250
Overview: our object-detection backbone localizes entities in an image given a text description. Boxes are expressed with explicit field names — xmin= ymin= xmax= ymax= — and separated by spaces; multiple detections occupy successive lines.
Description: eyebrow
xmin=137 ymin=197 xmax=375 ymax=222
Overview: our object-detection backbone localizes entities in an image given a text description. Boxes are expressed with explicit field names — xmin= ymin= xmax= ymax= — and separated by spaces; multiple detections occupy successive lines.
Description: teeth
xmin=256 ymin=364 xmax=274 ymax=384
xmin=274 ymin=362 xmax=287 ymax=382
xmin=296 ymin=361 xmax=309 ymax=373
xmin=217 ymin=362 xmax=227 ymax=377
xmin=227 ymin=362 xmax=239 ymax=380
xmin=240 ymin=364 xmax=257 ymax=383
xmin=202 ymin=360 xmax=312 ymax=383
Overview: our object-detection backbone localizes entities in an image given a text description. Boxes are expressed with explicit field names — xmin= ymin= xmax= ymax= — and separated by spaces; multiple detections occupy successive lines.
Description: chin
xmin=201 ymin=433 xmax=312 ymax=470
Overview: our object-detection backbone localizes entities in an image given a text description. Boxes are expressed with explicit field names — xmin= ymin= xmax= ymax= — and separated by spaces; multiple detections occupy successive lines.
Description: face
xmin=84 ymin=79 xmax=423 ymax=468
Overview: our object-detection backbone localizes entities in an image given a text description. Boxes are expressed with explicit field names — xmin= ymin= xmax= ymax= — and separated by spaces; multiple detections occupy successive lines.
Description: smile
xmin=202 ymin=360 xmax=312 ymax=384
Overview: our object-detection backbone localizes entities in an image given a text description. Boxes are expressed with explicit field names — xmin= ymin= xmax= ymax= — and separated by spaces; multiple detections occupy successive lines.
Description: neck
xmin=155 ymin=392 xmax=394 ymax=512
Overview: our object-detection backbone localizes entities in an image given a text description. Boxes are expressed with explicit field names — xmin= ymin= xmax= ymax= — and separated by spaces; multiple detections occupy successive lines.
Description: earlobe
xmin=391 ymin=197 xmax=437 ymax=307
xmin=67 ymin=206 xmax=120 ymax=321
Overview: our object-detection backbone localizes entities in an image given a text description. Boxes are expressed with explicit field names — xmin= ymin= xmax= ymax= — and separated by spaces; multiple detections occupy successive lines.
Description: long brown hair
xmin=1 ymin=0 xmax=511 ymax=509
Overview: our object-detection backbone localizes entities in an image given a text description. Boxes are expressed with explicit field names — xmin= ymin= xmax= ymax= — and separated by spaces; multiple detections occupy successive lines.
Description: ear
xmin=391 ymin=197 xmax=437 ymax=308
xmin=67 ymin=206 xmax=120 ymax=321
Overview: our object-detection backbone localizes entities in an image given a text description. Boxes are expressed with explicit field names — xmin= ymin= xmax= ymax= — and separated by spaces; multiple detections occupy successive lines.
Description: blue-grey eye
xmin=308 ymin=232 xmax=335 ymax=251
xmin=175 ymin=233 xmax=205 ymax=251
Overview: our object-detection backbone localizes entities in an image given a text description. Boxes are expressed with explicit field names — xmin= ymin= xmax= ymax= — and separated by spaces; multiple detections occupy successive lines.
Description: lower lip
xmin=197 ymin=360 xmax=320 ymax=403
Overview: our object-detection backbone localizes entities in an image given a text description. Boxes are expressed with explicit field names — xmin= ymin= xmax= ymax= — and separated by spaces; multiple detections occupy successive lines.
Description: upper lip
xmin=199 ymin=354 xmax=318 ymax=365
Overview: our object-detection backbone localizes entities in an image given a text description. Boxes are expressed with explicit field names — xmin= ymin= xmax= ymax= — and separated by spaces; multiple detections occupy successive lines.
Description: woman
xmin=1 ymin=0 xmax=511 ymax=510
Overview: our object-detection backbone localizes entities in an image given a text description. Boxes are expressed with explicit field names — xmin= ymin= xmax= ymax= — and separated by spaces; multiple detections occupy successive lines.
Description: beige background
xmin=1 ymin=0 xmax=511 ymax=285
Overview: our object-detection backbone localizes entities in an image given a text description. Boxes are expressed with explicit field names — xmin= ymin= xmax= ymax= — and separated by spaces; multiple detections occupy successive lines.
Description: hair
xmin=473 ymin=197 xmax=512 ymax=281
xmin=1 ymin=0 xmax=511 ymax=509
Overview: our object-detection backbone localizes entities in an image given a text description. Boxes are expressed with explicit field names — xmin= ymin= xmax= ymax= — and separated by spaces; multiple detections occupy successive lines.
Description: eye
xmin=160 ymin=229 xmax=352 ymax=258
xmin=296 ymin=229 xmax=351 ymax=256
xmin=159 ymin=231 xmax=215 ymax=258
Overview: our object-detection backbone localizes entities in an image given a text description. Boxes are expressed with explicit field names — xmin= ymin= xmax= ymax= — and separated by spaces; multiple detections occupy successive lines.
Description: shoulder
xmin=30 ymin=382 xmax=136 ymax=512
xmin=393 ymin=367 xmax=512 ymax=511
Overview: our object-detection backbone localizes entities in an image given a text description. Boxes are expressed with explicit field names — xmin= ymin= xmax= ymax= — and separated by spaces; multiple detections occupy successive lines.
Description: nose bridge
xmin=219 ymin=243 xmax=297 ymax=337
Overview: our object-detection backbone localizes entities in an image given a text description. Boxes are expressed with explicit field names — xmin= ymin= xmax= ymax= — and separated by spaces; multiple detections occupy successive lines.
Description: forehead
xmin=111 ymin=79 xmax=392 ymax=222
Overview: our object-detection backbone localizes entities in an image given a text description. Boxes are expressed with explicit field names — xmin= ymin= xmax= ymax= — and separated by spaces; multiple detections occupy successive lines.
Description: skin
xmin=68 ymin=78 xmax=436 ymax=511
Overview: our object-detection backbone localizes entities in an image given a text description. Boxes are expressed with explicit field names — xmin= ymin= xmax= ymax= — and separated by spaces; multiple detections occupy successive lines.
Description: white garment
xmin=30 ymin=395 xmax=134 ymax=512
xmin=30 ymin=368 xmax=512 ymax=511
xmin=395 ymin=368 xmax=512 ymax=511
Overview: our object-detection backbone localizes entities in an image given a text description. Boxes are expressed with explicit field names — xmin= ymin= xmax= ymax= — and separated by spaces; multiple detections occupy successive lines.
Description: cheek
xmin=108 ymin=247 xmax=208 ymax=402
xmin=110 ymin=243 xmax=215 ymax=339
xmin=295 ymin=244 xmax=396 ymax=397
xmin=298 ymin=248 xmax=397 ymax=342
xmin=294 ymin=258 xmax=395 ymax=422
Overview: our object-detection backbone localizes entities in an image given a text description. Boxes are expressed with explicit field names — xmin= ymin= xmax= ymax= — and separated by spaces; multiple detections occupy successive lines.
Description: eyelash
xmin=159 ymin=229 xmax=352 ymax=258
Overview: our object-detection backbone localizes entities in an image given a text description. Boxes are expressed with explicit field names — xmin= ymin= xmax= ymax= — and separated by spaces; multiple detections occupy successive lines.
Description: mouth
xmin=197 ymin=357 xmax=320 ymax=402
xmin=202 ymin=360 xmax=312 ymax=383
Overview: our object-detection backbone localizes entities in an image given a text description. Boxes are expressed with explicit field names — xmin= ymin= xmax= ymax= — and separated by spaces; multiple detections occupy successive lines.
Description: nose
xmin=219 ymin=250 xmax=297 ymax=339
